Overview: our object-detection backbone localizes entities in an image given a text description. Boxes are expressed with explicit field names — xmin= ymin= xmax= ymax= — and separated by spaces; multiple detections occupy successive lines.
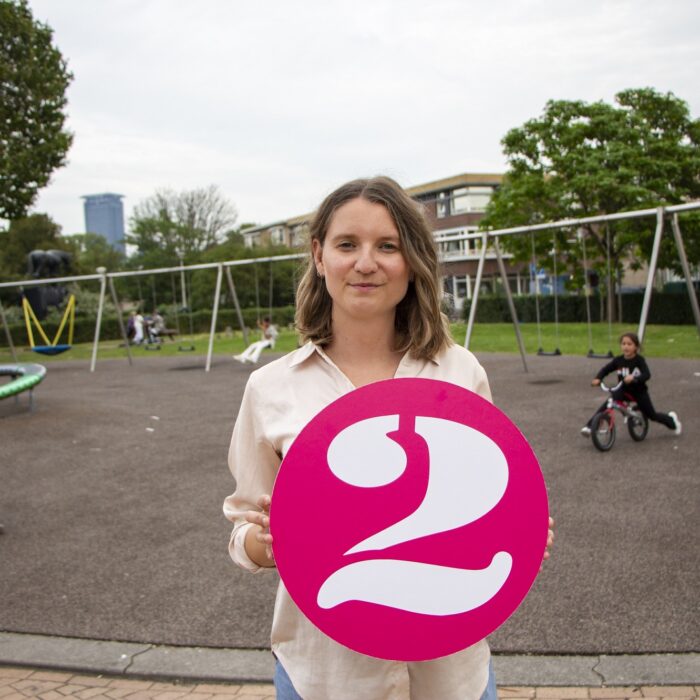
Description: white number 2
xmin=317 ymin=414 xmax=513 ymax=616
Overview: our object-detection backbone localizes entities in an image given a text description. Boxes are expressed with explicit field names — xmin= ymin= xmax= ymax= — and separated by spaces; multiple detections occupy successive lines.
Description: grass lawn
xmin=2 ymin=323 xmax=698 ymax=364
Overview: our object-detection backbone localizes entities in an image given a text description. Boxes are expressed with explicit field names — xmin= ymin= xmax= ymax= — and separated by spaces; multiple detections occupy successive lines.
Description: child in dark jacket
xmin=581 ymin=332 xmax=681 ymax=436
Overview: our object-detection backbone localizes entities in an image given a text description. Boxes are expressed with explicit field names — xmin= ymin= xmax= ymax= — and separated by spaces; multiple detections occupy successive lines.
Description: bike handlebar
xmin=599 ymin=379 xmax=624 ymax=393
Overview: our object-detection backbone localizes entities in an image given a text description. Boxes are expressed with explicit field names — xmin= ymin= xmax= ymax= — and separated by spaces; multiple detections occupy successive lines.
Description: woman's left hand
xmin=540 ymin=517 xmax=554 ymax=571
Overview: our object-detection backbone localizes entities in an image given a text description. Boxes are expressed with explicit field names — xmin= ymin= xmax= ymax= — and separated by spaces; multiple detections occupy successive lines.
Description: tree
xmin=0 ymin=212 xmax=67 ymax=278
xmin=67 ymin=232 xmax=126 ymax=275
xmin=0 ymin=0 xmax=73 ymax=220
xmin=127 ymin=185 xmax=238 ymax=259
xmin=480 ymin=88 xmax=700 ymax=318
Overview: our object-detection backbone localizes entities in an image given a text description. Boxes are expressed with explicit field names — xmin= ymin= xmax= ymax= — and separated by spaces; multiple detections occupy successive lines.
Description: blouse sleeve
xmin=474 ymin=362 xmax=492 ymax=403
xmin=223 ymin=373 xmax=281 ymax=572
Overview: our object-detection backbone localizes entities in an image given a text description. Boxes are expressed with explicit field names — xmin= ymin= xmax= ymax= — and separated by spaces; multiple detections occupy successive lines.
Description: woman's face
xmin=313 ymin=197 xmax=410 ymax=325
xmin=620 ymin=336 xmax=638 ymax=359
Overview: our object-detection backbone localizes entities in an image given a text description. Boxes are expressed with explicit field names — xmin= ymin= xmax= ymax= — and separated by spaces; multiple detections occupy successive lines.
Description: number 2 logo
xmin=271 ymin=378 xmax=548 ymax=661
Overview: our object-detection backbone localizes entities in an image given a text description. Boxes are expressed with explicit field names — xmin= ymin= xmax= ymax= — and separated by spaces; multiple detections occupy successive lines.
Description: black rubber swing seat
xmin=537 ymin=348 xmax=562 ymax=356
xmin=587 ymin=349 xmax=614 ymax=359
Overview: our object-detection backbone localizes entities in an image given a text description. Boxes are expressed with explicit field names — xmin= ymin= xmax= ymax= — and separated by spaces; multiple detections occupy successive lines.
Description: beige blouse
xmin=223 ymin=341 xmax=493 ymax=700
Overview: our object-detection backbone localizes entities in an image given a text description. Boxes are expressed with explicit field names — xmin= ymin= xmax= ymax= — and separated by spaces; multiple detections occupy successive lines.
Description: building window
xmin=270 ymin=227 xmax=285 ymax=245
xmin=439 ymin=186 xmax=494 ymax=216
xmin=437 ymin=192 xmax=448 ymax=218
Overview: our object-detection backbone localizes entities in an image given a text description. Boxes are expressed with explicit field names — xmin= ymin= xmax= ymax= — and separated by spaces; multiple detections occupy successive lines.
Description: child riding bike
xmin=581 ymin=332 xmax=681 ymax=438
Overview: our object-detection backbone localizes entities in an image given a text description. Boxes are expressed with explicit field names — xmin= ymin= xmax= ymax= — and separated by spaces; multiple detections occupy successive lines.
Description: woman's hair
xmin=295 ymin=176 xmax=452 ymax=360
xmin=620 ymin=331 xmax=641 ymax=349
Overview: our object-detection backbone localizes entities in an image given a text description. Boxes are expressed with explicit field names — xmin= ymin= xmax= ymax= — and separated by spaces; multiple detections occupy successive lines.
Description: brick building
xmin=242 ymin=173 xmax=528 ymax=312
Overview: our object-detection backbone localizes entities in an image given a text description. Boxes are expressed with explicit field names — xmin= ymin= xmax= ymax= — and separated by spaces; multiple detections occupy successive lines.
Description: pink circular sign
xmin=270 ymin=378 xmax=548 ymax=661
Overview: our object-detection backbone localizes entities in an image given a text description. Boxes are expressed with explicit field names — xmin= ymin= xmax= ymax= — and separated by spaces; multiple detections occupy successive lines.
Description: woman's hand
xmin=623 ymin=375 xmax=634 ymax=384
xmin=540 ymin=517 xmax=555 ymax=571
xmin=244 ymin=494 xmax=275 ymax=567
xmin=591 ymin=378 xmax=601 ymax=386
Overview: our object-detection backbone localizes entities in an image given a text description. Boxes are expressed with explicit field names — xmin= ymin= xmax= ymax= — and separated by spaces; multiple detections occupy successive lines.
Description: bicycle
xmin=589 ymin=380 xmax=649 ymax=452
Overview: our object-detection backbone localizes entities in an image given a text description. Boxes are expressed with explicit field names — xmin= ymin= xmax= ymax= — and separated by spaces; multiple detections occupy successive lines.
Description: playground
xmin=0 ymin=349 xmax=697 ymax=656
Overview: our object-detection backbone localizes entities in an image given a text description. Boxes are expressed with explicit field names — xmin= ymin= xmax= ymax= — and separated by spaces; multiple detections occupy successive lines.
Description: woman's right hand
xmin=591 ymin=378 xmax=601 ymax=386
xmin=244 ymin=494 xmax=275 ymax=567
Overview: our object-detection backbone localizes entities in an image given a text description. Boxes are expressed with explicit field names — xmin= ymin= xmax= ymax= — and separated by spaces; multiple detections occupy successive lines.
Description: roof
xmin=243 ymin=172 xmax=504 ymax=234
xmin=406 ymin=173 xmax=503 ymax=198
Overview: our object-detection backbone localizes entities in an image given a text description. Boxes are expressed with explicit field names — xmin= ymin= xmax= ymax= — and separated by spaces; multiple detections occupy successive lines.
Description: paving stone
xmin=29 ymin=673 xmax=73 ymax=683
xmin=590 ymin=688 xmax=644 ymax=698
xmin=0 ymin=671 xmax=33 ymax=681
xmin=499 ymin=687 xmax=537 ymax=698
xmin=537 ymin=688 xmax=590 ymax=698
xmin=37 ymin=691 xmax=64 ymax=700
xmin=231 ymin=687 xmax=274 ymax=697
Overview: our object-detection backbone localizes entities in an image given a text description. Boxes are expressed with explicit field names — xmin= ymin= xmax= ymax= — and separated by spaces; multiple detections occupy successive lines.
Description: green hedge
xmin=461 ymin=292 xmax=700 ymax=325
xmin=0 ymin=306 xmax=298 ymax=347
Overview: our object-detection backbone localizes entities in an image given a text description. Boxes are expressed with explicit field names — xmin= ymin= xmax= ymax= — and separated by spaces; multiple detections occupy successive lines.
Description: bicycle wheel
xmin=627 ymin=412 xmax=649 ymax=441
xmin=592 ymin=412 xmax=616 ymax=452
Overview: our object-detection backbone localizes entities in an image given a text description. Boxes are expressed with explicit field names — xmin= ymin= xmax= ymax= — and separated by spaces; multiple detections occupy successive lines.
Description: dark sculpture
xmin=24 ymin=250 xmax=73 ymax=321
xmin=27 ymin=249 xmax=73 ymax=279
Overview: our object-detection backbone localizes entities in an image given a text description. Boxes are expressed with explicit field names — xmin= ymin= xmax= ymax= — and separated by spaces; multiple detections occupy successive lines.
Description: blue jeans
xmin=273 ymin=658 xmax=497 ymax=700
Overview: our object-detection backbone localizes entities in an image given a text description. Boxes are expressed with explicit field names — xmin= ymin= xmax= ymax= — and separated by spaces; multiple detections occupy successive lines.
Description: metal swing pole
xmin=205 ymin=264 xmax=224 ymax=373
xmin=108 ymin=276 xmax=133 ymax=366
xmin=90 ymin=267 xmax=108 ymax=373
xmin=0 ymin=296 xmax=18 ymax=362
xmin=670 ymin=213 xmax=700 ymax=339
xmin=494 ymin=238 xmax=528 ymax=372
xmin=465 ymin=232 xmax=488 ymax=349
xmin=638 ymin=207 xmax=665 ymax=344
xmin=225 ymin=266 xmax=249 ymax=346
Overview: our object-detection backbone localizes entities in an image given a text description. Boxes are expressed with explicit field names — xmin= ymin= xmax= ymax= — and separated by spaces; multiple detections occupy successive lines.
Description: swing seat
xmin=32 ymin=344 xmax=72 ymax=356
xmin=537 ymin=348 xmax=562 ymax=356
xmin=587 ymin=349 xmax=613 ymax=359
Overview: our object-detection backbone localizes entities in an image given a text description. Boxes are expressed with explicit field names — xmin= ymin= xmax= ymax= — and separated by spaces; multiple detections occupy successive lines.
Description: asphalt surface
xmin=0 ymin=350 xmax=698 ymax=657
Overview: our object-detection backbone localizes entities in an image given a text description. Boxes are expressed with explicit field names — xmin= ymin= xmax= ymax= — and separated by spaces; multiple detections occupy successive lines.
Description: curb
xmin=1 ymin=633 xmax=699 ymax=686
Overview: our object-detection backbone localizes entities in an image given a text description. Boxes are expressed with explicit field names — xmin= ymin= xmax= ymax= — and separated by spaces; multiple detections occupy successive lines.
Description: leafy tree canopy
xmin=67 ymin=232 xmax=126 ymax=275
xmin=481 ymin=88 xmax=700 ymax=281
xmin=0 ymin=212 xmax=67 ymax=279
xmin=0 ymin=0 xmax=73 ymax=220
xmin=127 ymin=185 xmax=238 ymax=262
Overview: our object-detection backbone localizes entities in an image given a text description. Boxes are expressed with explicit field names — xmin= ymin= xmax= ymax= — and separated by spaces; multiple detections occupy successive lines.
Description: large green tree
xmin=0 ymin=0 xmax=73 ymax=220
xmin=481 ymin=88 xmax=700 ymax=316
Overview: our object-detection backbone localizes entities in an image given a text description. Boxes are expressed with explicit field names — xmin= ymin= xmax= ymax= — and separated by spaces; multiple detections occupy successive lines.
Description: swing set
xmin=462 ymin=202 xmax=700 ymax=372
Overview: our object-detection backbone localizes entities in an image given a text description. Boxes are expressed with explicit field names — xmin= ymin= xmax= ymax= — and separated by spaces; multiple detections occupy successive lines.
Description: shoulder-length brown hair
xmin=295 ymin=176 xmax=452 ymax=360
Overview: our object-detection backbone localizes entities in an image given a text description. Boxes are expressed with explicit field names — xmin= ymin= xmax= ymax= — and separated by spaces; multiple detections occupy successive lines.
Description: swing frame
xmin=2 ymin=202 xmax=697 ymax=374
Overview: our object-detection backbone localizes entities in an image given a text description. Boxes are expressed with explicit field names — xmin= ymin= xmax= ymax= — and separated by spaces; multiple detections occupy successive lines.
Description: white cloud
xmin=21 ymin=0 xmax=700 ymax=236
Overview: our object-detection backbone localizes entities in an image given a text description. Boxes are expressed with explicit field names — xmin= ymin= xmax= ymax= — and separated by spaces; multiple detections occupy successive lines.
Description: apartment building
xmin=242 ymin=173 xmax=527 ymax=312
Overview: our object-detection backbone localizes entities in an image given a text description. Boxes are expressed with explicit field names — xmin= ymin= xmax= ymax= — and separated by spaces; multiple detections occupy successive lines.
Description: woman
xmin=224 ymin=176 xmax=553 ymax=700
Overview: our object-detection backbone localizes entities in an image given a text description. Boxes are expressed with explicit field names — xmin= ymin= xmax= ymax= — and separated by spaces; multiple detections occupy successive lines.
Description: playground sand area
xmin=0 ymin=351 xmax=698 ymax=654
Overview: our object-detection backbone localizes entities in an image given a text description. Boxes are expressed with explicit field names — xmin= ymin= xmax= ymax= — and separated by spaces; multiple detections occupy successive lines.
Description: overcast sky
xmin=23 ymin=0 xmax=700 ymax=236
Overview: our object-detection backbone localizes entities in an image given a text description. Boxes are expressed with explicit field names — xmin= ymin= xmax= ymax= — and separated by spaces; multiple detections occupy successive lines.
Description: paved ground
xmin=1 ymin=665 xmax=700 ymax=700
xmin=0 ymin=350 xmax=698 ymax=688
